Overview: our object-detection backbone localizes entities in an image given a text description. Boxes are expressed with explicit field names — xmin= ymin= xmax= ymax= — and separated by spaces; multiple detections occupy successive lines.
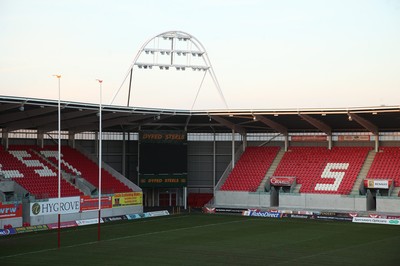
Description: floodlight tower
xmin=112 ymin=30 xmax=229 ymax=110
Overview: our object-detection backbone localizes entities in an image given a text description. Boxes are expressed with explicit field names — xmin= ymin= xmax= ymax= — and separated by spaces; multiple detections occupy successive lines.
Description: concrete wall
xmin=215 ymin=191 xmax=369 ymax=211
xmin=0 ymin=180 xmax=14 ymax=192
xmin=214 ymin=191 xmax=270 ymax=208
xmin=0 ymin=217 xmax=22 ymax=228
xmin=280 ymin=194 xmax=367 ymax=211
xmin=376 ymin=197 xmax=400 ymax=213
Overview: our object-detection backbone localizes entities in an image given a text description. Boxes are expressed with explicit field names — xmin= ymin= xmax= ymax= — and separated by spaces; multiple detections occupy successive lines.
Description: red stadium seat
xmin=220 ymin=146 xmax=280 ymax=192
xmin=367 ymin=147 xmax=400 ymax=187
xmin=0 ymin=145 xmax=83 ymax=199
xmin=273 ymin=147 xmax=371 ymax=195
xmin=39 ymin=145 xmax=131 ymax=194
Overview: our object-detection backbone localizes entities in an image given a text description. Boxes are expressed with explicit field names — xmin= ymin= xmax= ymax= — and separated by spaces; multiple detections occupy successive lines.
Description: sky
xmin=1 ymin=0 xmax=400 ymax=110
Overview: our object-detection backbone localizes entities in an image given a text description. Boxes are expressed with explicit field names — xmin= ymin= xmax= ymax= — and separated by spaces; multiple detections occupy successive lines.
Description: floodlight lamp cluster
xmin=136 ymin=63 xmax=208 ymax=72
xmin=119 ymin=31 xmax=230 ymax=109
xmin=133 ymin=31 xmax=210 ymax=73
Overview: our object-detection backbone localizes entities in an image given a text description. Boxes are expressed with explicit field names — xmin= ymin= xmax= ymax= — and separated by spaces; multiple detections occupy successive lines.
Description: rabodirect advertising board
xmin=30 ymin=197 xmax=80 ymax=216
xmin=242 ymin=210 xmax=282 ymax=218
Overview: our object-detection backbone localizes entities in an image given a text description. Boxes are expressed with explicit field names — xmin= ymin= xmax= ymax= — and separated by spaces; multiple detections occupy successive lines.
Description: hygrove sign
xmin=30 ymin=197 xmax=80 ymax=216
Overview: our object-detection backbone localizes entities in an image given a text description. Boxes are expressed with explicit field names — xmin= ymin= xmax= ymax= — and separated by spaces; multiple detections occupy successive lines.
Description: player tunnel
xmin=266 ymin=177 xmax=297 ymax=207
xmin=360 ymin=179 xmax=394 ymax=211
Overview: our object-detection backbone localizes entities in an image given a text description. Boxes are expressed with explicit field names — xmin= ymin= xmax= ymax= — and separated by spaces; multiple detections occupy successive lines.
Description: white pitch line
xmin=1 ymin=216 xmax=248 ymax=259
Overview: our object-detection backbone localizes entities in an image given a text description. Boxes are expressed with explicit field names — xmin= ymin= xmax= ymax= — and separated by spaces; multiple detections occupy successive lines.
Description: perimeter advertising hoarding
xmin=112 ymin=192 xmax=142 ymax=207
xmin=15 ymin=225 xmax=48 ymax=233
xmin=126 ymin=210 xmax=170 ymax=220
xmin=0 ymin=202 xmax=22 ymax=219
xmin=30 ymin=197 xmax=80 ymax=216
xmin=242 ymin=210 xmax=282 ymax=218
xmin=80 ymin=196 xmax=113 ymax=212
xmin=47 ymin=221 xmax=78 ymax=229
xmin=103 ymin=215 xmax=128 ymax=222
xmin=0 ymin=228 xmax=17 ymax=236
xmin=352 ymin=217 xmax=400 ymax=225
xmin=76 ymin=218 xmax=104 ymax=226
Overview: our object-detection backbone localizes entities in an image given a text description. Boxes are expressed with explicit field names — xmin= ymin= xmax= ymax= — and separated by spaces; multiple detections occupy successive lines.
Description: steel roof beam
xmin=299 ymin=114 xmax=332 ymax=135
xmin=210 ymin=115 xmax=246 ymax=135
xmin=7 ymin=110 xmax=97 ymax=131
xmin=0 ymin=107 xmax=56 ymax=125
xmin=73 ymin=114 xmax=154 ymax=133
xmin=254 ymin=115 xmax=288 ymax=135
xmin=349 ymin=113 xmax=378 ymax=135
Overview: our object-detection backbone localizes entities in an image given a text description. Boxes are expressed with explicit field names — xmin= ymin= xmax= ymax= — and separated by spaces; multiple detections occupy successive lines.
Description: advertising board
xmin=242 ymin=210 xmax=281 ymax=218
xmin=80 ymin=196 xmax=112 ymax=212
xmin=0 ymin=228 xmax=17 ymax=236
xmin=270 ymin=177 xmax=296 ymax=186
xmin=338 ymin=135 xmax=370 ymax=141
xmin=126 ymin=210 xmax=169 ymax=220
xmin=291 ymin=135 xmax=327 ymax=142
xmin=0 ymin=202 xmax=22 ymax=219
xmin=102 ymin=215 xmax=128 ymax=222
xmin=364 ymin=179 xmax=390 ymax=189
xmin=47 ymin=221 xmax=78 ymax=229
xmin=352 ymin=217 xmax=400 ymax=225
xmin=15 ymin=225 xmax=48 ymax=233
xmin=30 ymin=197 xmax=80 ymax=216
xmin=112 ymin=192 xmax=142 ymax=207
xmin=139 ymin=175 xmax=187 ymax=188
xmin=76 ymin=218 xmax=103 ymax=226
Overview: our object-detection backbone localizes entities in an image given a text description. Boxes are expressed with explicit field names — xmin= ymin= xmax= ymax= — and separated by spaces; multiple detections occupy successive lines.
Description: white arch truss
xmin=111 ymin=30 xmax=229 ymax=110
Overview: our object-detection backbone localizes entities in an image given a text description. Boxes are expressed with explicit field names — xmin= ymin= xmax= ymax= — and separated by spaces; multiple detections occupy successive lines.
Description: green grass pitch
xmin=1 ymin=213 xmax=399 ymax=265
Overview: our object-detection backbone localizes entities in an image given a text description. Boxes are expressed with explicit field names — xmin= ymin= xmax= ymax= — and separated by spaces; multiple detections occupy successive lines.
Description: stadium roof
xmin=1 ymin=96 xmax=400 ymax=135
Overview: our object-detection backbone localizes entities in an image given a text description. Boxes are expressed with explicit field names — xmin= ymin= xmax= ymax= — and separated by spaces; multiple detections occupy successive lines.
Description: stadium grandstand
xmin=1 ymin=30 xmax=400 ymax=234
xmin=1 ymin=94 xmax=400 ymax=229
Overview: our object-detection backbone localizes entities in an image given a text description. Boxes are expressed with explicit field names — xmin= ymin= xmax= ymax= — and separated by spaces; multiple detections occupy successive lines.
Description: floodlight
xmin=120 ymin=30 xmax=229 ymax=109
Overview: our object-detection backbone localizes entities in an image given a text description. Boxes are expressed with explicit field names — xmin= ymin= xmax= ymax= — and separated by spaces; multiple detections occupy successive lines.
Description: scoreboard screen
xmin=139 ymin=131 xmax=187 ymax=175
xmin=140 ymin=143 xmax=187 ymax=174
